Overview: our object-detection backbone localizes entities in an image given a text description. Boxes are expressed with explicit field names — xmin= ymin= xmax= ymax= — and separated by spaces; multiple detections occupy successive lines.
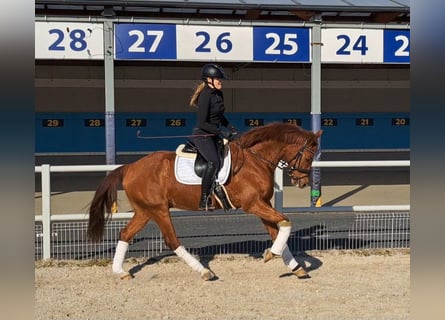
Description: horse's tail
xmin=87 ymin=165 xmax=127 ymax=242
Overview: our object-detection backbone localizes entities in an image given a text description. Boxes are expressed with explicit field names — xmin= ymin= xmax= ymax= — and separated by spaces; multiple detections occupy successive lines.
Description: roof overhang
xmin=35 ymin=0 xmax=410 ymax=24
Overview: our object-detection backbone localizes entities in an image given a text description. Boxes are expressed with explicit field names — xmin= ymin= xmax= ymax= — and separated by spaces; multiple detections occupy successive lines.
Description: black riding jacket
xmin=195 ymin=84 xmax=230 ymax=134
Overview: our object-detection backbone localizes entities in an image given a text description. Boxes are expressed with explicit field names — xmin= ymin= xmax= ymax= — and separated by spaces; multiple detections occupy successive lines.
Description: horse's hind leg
xmin=261 ymin=218 xmax=310 ymax=279
xmin=151 ymin=212 xmax=215 ymax=281
xmin=112 ymin=210 xmax=151 ymax=279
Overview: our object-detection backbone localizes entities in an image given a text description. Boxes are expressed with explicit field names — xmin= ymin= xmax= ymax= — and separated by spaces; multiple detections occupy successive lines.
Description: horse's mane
xmin=237 ymin=122 xmax=317 ymax=148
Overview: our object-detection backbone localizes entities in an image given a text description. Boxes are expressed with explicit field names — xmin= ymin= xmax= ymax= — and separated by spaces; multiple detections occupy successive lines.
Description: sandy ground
xmin=35 ymin=249 xmax=410 ymax=320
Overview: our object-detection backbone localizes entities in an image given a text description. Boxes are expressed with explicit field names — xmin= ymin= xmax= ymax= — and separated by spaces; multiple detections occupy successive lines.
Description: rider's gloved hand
xmin=228 ymin=125 xmax=239 ymax=140
xmin=228 ymin=124 xmax=238 ymax=133
xmin=221 ymin=130 xmax=237 ymax=141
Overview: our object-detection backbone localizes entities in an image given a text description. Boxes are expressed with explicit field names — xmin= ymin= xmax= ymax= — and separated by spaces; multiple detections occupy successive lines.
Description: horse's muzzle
xmin=291 ymin=177 xmax=309 ymax=188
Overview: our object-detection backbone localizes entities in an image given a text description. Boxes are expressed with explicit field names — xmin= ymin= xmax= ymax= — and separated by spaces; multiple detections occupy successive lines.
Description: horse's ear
xmin=315 ymin=130 xmax=323 ymax=138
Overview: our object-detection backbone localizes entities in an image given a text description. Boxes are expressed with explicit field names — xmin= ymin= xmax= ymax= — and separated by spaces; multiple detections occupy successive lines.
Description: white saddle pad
xmin=174 ymin=148 xmax=231 ymax=185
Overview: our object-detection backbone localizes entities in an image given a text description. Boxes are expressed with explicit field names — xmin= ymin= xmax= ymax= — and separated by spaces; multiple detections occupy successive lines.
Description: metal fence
xmin=35 ymin=211 xmax=410 ymax=261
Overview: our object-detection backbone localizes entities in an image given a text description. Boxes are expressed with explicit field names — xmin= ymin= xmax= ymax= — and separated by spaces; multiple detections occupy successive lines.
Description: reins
xmin=232 ymin=138 xmax=315 ymax=181
xmin=234 ymin=141 xmax=279 ymax=169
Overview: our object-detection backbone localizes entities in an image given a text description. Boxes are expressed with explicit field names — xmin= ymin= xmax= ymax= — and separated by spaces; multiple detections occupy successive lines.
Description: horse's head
xmin=237 ymin=123 xmax=323 ymax=188
xmin=284 ymin=130 xmax=322 ymax=188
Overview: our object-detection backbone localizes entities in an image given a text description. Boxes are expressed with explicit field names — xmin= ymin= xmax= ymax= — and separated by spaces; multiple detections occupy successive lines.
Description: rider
xmin=189 ymin=63 xmax=239 ymax=211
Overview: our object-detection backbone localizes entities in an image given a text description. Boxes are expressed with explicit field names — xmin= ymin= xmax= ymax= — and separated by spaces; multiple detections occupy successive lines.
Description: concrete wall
xmin=35 ymin=64 xmax=409 ymax=114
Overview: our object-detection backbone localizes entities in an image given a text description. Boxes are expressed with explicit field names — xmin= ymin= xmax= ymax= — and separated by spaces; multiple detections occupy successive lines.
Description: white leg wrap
xmin=271 ymin=221 xmax=292 ymax=256
xmin=112 ymin=240 xmax=129 ymax=274
xmin=174 ymin=246 xmax=204 ymax=273
xmin=282 ymin=244 xmax=299 ymax=271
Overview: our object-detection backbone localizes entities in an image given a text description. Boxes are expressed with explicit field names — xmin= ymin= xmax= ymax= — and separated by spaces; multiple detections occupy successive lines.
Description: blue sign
xmin=253 ymin=27 xmax=310 ymax=62
xmin=383 ymin=29 xmax=410 ymax=63
xmin=114 ymin=24 xmax=177 ymax=60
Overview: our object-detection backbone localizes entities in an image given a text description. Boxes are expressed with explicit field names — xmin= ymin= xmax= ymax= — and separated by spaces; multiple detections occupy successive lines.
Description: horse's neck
xmin=246 ymin=141 xmax=285 ymax=166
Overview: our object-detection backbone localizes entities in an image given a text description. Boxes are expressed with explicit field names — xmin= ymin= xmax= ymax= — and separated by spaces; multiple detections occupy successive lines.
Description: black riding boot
xmin=198 ymin=162 xmax=217 ymax=211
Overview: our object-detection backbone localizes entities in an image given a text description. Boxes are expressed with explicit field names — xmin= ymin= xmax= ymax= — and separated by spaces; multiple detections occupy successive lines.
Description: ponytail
xmin=189 ymin=82 xmax=206 ymax=108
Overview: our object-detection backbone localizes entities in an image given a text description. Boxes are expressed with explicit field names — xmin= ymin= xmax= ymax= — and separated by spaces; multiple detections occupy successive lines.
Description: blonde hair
xmin=189 ymin=82 xmax=206 ymax=108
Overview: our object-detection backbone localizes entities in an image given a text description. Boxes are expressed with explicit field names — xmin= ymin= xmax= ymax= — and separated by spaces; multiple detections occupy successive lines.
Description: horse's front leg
xmin=275 ymin=244 xmax=310 ymax=279
xmin=259 ymin=215 xmax=310 ymax=279
xmin=153 ymin=213 xmax=215 ymax=281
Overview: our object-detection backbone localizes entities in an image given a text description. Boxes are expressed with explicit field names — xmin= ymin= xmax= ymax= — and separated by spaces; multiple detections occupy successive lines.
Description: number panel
xmin=115 ymin=24 xmax=177 ymax=60
xmin=253 ymin=27 xmax=310 ymax=62
xmin=125 ymin=119 xmax=147 ymax=127
xmin=35 ymin=22 xmax=104 ymax=60
xmin=84 ymin=119 xmax=104 ymax=127
xmin=283 ymin=118 xmax=302 ymax=126
xmin=244 ymin=119 xmax=264 ymax=127
xmin=42 ymin=119 xmax=64 ymax=127
xmin=322 ymin=118 xmax=338 ymax=126
xmin=391 ymin=117 xmax=409 ymax=126
xmin=165 ymin=119 xmax=186 ymax=127
xmin=321 ymin=29 xmax=383 ymax=63
xmin=176 ymin=25 xmax=253 ymax=61
xmin=355 ymin=118 xmax=374 ymax=126
xmin=383 ymin=30 xmax=410 ymax=63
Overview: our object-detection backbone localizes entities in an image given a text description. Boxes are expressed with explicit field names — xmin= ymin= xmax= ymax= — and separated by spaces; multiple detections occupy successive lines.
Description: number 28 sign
xmin=35 ymin=22 xmax=104 ymax=59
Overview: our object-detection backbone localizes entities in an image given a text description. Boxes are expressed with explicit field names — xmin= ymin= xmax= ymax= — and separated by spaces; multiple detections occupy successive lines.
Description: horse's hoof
xmin=119 ymin=272 xmax=133 ymax=280
xmin=263 ymin=248 xmax=277 ymax=263
xmin=200 ymin=268 xmax=215 ymax=281
xmin=293 ymin=266 xmax=310 ymax=279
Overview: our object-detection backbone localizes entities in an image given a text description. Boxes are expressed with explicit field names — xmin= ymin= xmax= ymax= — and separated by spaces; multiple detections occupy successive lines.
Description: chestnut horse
xmin=88 ymin=123 xmax=322 ymax=280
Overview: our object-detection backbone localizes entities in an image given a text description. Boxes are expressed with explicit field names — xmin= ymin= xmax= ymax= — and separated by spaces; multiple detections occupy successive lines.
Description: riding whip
xmin=136 ymin=130 xmax=215 ymax=139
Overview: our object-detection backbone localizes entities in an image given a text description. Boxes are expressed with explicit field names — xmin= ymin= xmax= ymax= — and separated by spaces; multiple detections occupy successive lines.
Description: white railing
xmin=272 ymin=160 xmax=410 ymax=212
xmin=35 ymin=160 xmax=410 ymax=259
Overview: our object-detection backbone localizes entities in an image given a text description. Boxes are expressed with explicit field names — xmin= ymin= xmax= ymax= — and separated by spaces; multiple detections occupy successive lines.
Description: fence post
xmin=41 ymin=164 xmax=51 ymax=260
xmin=274 ymin=168 xmax=283 ymax=212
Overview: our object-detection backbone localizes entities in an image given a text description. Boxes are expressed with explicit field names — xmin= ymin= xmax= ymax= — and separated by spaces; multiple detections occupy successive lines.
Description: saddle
xmin=174 ymin=140 xmax=234 ymax=211
xmin=180 ymin=140 xmax=209 ymax=178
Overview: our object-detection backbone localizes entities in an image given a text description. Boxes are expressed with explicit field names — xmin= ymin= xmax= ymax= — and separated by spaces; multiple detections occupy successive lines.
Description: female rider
xmin=189 ymin=64 xmax=238 ymax=211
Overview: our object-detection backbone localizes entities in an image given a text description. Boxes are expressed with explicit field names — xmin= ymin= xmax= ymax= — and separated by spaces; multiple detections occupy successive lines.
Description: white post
xmin=41 ymin=164 xmax=51 ymax=260
xmin=273 ymin=168 xmax=283 ymax=211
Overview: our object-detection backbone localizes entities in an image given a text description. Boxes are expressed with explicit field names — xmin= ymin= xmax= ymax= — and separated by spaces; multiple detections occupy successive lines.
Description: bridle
xmin=287 ymin=140 xmax=314 ymax=173
xmin=281 ymin=140 xmax=315 ymax=182
xmin=238 ymin=139 xmax=316 ymax=182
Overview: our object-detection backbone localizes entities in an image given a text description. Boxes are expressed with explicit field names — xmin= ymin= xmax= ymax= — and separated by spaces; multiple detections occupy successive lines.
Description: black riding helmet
xmin=201 ymin=64 xmax=226 ymax=80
